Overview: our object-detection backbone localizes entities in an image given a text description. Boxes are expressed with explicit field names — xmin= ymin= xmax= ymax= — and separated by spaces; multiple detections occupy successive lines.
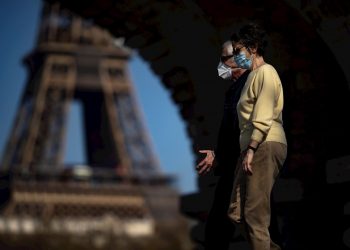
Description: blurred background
xmin=0 ymin=0 xmax=349 ymax=249
xmin=0 ymin=1 xmax=196 ymax=249
xmin=0 ymin=0 xmax=197 ymax=195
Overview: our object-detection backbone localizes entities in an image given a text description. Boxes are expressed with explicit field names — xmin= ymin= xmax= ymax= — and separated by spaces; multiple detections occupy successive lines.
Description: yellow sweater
xmin=237 ymin=63 xmax=287 ymax=151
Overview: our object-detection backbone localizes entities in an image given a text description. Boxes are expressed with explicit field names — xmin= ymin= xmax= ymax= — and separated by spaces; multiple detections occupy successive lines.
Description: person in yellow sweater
xmin=227 ymin=23 xmax=287 ymax=250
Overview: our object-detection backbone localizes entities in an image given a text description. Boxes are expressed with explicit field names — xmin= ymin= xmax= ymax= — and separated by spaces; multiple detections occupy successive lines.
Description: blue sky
xmin=0 ymin=0 xmax=197 ymax=194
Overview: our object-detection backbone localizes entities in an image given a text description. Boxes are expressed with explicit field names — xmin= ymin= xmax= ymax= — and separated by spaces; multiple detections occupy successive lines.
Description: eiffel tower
xmin=0 ymin=2 xmax=186 ymax=243
xmin=2 ymin=3 xmax=163 ymax=179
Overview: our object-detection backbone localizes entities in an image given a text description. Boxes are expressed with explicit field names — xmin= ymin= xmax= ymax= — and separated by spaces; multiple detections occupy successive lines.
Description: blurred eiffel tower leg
xmin=1 ymin=54 xmax=76 ymax=175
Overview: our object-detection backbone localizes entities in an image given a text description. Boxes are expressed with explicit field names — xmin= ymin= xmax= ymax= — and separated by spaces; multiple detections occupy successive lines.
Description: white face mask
xmin=217 ymin=62 xmax=232 ymax=80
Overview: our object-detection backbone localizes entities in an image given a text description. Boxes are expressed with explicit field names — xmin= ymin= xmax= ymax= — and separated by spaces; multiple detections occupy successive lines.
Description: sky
xmin=0 ymin=0 xmax=197 ymax=194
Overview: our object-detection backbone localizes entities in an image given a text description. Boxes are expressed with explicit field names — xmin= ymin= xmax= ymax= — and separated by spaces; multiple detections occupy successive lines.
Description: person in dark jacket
xmin=196 ymin=40 xmax=249 ymax=250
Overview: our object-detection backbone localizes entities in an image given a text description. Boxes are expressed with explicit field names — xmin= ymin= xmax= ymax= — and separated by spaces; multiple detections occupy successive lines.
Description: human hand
xmin=196 ymin=150 xmax=215 ymax=175
xmin=242 ymin=149 xmax=254 ymax=175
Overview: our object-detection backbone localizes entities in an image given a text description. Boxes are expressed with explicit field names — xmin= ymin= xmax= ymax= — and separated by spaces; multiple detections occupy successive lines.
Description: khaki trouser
xmin=227 ymin=141 xmax=287 ymax=250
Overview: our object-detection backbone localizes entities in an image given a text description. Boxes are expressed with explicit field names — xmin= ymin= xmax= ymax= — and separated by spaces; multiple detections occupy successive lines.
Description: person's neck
xmin=251 ymin=55 xmax=265 ymax=70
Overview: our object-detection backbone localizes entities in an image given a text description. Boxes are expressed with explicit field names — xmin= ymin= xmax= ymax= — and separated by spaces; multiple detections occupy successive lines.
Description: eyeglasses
xmin=232 ymin=46 xmax=245 ymax=55
xmin=220 ymin=54 xmax=233 ymax=62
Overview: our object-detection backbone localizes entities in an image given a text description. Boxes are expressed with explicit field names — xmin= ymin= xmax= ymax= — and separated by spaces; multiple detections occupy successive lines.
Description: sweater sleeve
xmin=250 ymin=66 xmax=279 ymax=143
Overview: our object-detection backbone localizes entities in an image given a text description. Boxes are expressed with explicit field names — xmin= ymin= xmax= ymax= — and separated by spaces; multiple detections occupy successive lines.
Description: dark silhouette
xmin=196 ymin=41 xmax=249 ymax=250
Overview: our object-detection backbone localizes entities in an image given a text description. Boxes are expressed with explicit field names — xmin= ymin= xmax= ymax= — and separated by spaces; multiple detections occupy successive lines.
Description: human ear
xmin=248 ymin=46 xmax=257 ymax=54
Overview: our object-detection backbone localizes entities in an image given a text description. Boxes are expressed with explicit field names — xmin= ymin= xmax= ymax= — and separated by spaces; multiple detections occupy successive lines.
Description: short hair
xmin=230 ymin=22 xmax=267 ymax=56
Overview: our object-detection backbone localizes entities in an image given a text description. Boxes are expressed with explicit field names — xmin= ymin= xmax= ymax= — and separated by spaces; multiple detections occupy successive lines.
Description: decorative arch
xmin=46 ymin=0 xmax=350 ymax=248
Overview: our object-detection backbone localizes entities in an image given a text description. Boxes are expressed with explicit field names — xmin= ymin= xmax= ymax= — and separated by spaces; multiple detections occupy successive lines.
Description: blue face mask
xmin=233 ymin=52 xmax=252 ymax=69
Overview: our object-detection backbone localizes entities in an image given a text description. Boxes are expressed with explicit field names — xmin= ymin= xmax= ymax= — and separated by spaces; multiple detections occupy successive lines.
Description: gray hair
xmin=221 ymin=41 xmax=233 ymax=56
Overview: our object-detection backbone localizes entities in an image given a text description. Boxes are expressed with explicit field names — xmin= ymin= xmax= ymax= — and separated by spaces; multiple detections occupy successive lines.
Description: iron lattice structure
xmin=0 ymin=1 xmax=184 ymax=239
xmin=2 ymin=2 xmax=164 ymax=179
